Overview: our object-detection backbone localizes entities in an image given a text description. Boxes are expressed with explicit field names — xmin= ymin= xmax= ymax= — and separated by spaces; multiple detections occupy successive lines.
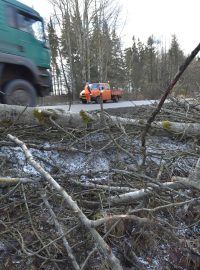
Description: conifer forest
xmin=47 ymin=0 xmax=200 ymax=101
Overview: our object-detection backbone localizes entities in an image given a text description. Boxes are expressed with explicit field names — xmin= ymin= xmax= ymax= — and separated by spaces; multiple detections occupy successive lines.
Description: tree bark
xmin=2 ymin=105 xmax=200 ymax=138
xmin=172 ymin=157 xmax=200 ymax=190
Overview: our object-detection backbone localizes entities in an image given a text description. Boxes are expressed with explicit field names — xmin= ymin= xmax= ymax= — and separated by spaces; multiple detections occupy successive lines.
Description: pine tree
xmin=168 ymin=34 xmax=185 ymax=80
xmin=107 ymin=30 xmax=125 ymax=88
xmin=47 ymin=18 xmax=60 ymax=94
xmin=124 ymin=36 xmax=144 ymax=97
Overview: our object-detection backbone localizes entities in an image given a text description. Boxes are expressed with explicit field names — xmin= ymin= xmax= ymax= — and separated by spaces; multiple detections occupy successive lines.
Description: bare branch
xmin=8 ymin=133 xmax=123 ymax=270
xmin=41 ymin=192 xmax=81 ymax=270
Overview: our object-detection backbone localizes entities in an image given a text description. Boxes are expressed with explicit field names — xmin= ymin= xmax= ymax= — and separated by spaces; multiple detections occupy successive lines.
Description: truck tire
xmin=3 ymin=79 xmax=37 ymax=107
xmin=95 ymin=96 xmax=101 ymax=104
xmin=113 ymin=96 xmax=119 ymax=103
xmin=82 ymin=100 xmax=87 ymax=104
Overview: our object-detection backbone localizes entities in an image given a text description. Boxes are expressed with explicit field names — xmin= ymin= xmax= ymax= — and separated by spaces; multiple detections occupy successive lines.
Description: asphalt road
xmin=41 ymin=100 xmax=157 ymax=112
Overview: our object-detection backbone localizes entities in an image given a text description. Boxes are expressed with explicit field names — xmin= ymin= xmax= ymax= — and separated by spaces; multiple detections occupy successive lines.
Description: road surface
xmin=41 ymin=100 xmax=158 ymax=112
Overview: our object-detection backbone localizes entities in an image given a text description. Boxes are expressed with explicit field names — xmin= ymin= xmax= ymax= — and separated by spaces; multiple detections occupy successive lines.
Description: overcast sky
xmin=20 ymin=0 xmax=200 ymax=54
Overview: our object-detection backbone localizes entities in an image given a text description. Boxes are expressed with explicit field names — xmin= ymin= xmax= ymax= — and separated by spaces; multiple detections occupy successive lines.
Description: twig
xmin=21 ymin=184 xmax=59 ymax=267
xmin=0 ymin=182 xmax=21 ymax=201
xmin=91 ymin=214 xmax=148 ymax=228
xmin=41 ymin=191 xmax=80 ymax=270
xmin=16 ymin=229 xmax=66 ymax=262
xmin=69 ymin=178 xmax=137 ymax=192
xmin=129 ymin=197 xmax=200 ymax=213
xmin=112 ymin=169 xmax=191 ymax=199
xmin=0 ymin=177 xmax=35 ymax=185
xmin=8 ymin=133 xmax=123 ymax=270
xmin=1 ymin=105 xmax=28 ymax=137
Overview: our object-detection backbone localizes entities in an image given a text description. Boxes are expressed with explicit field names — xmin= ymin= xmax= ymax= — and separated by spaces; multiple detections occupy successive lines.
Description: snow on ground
xmin=1 ymin=135 xmax=197 ymax=181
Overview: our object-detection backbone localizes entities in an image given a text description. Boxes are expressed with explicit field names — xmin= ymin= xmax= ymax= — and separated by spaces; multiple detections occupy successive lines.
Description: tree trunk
xmin=2 ymin=105 xmax=200 ymax=138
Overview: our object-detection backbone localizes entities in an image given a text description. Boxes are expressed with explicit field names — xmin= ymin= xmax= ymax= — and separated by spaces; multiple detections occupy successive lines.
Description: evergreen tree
xmin=90 ymin=13 xmax=100 ymax=82
xmin=168 ymin=34 xmax=185 ymax=79
xmin=47 ymin=18 xmax=61 ymax=94
xmin=129 ymin=36 xmax=140 ymax=93
xmin=124 ymin=36 xmax=145 ymax=96
xmin=158 ymin=45 xmax=170 ymax=89
xmin=141 ymin=36 xmax=156 ymax=84
xmin=107 ymin=30 xmax=125 ymax=88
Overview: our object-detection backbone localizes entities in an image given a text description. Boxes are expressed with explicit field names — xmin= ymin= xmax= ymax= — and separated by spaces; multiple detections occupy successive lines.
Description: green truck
xmin=0 ymin=0 xmax=52 ymax=106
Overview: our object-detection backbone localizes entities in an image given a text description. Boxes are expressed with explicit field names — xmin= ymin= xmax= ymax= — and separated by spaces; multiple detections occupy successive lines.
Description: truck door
xmin=15 ymin=10 xmax=50 ymax=68
xmin=101 ymin=83 xmax=111 ymax=100
xmin=0 ymin=5 xmax=21 ymax=55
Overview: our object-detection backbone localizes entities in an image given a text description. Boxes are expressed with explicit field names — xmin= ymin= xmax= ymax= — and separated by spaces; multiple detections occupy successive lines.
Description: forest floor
xmin=0 ymin=98 xmax=200 ymax=270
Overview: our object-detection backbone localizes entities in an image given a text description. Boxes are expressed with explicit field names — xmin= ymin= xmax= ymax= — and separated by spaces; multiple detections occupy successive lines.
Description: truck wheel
xmin=95 ymin=96 xmax=101 ymax=104
xmin=113 ymin=96 xmax=119 ymax=103
xmin=82 ymin=100 xmax=87 ymax=104
xmin=3 ymin=79 xmax=37 ymax=107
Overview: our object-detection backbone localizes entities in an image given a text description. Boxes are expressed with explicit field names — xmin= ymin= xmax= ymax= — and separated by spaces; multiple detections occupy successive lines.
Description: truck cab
xmin=80 ymin=82 xmax=123 ymax=104
xmin=0 ymin=0 xmax=52 ymax=106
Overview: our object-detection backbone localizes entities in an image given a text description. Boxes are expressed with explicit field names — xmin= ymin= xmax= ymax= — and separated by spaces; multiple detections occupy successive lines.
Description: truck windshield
xmin=90 ymin=83 xmax=99 ymax=89
xmin=18 ymin=13 xmax=45 ymax=42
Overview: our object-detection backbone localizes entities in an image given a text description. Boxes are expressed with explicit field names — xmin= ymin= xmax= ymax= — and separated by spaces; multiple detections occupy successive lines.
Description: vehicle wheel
xmin=82 ymin=100 xmax=87 ymax=104
xmin=113 ymin=96 xmax=119 ymax=102
xmin=95 ymin=96 xmax=101 ymax=104
xmin=3 ymin=79 xmax=37 ymax=107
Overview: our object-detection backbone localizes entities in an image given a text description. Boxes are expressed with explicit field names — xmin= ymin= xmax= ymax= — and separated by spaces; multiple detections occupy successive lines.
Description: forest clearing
xmin=0 ymin=1 xmax=199 ymax=269
xmin=0 ymin=95 xmax=200 ymax=270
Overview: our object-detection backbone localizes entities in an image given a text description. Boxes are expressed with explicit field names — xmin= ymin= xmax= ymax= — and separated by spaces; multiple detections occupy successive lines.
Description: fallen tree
xmin=1 ymin=104 xmax=200 ymax=139
xmin=0 ymin=98 xmax=200 ymax=269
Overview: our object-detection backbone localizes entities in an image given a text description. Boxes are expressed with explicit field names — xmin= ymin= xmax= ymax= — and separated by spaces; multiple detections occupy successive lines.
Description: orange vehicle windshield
xmin=89 ymin=83 xmax=110 ymax=90
xmin=90 ymin=83 xmax=99 ymax=89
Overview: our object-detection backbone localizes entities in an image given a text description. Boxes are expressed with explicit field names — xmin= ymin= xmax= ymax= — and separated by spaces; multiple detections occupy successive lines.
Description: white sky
xmin=20 ymin=0 xmax=200 ymax=54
